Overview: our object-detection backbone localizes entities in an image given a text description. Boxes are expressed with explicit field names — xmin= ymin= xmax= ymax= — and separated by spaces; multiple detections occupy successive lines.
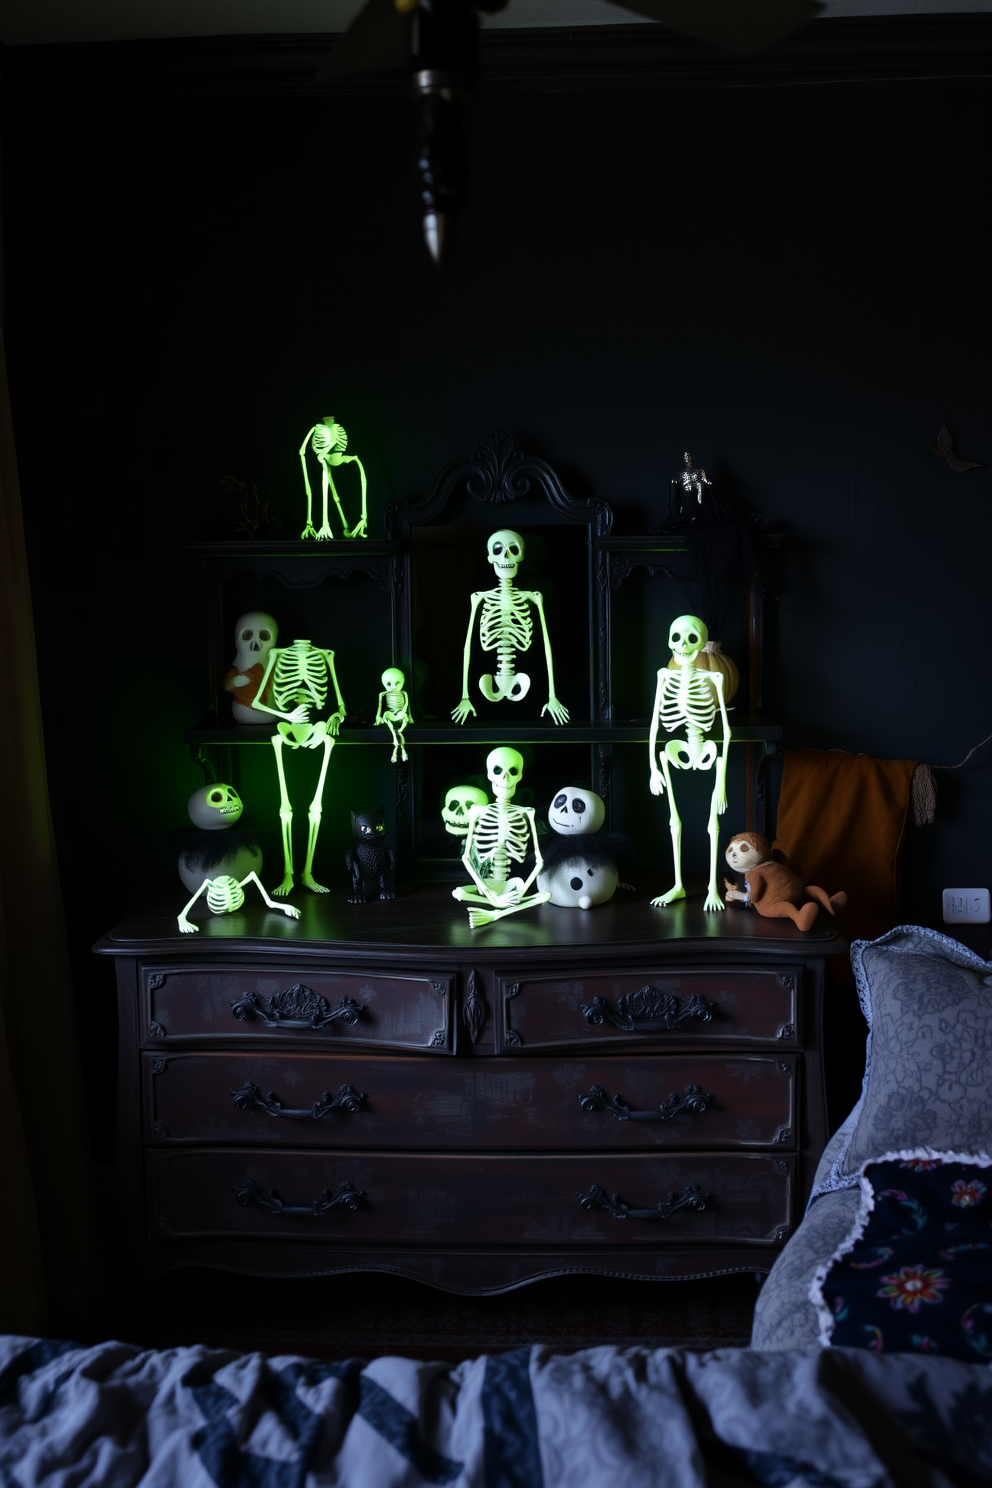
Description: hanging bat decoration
xmin=931 ymin=422 xmax=984 ymax=473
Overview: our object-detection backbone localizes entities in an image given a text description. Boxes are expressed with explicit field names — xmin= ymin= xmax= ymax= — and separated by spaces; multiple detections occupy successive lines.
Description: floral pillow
xmin=811 ymin=1152 xmax=992 ymax=1360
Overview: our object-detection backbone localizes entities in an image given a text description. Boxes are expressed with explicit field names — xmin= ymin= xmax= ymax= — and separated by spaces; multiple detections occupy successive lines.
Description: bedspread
xmin=1 ymin=1334 xmax=989 ymax=1487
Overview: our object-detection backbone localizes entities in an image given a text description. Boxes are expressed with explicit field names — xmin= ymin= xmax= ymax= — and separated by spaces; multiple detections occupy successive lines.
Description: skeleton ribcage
xmin=273 ymin=653 xmax=329 ymax=711
xmin=311 ymin=425 xmax=347 ymax=460
xmin=472 ymin=807 xmax=530 ymax=865
xmin=206 ymin=877 xmax=244 ymax=914
xmin=659 ymin=669 xmax=717 ymax=733
xmin=479 ymin=592 xmax=532 ymax=654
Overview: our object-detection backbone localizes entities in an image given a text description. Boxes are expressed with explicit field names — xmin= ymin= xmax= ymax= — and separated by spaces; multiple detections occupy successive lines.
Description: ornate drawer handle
xmin=231 ymin=1080 xmax=366 ymax=1119
xmin=576 ymin=1182 xmax=710 ymax=1221
xmin=230 ymin=984 xmax=366 ymax=1030
xmin=577 ymin=1083 xmax=712 ymax=1122
xmin=580 ymin=986 xmax=714 ymax=1033
xmin=235 ymin=1178 xmax=364 ymax=1217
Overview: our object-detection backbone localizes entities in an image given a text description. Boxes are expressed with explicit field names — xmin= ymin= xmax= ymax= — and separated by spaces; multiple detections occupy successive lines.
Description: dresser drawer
xmin=497 ymin=965 xmax=799 ymax=1051
xmin=141 ymin=964 xmax=454 ymax=1052
xmin=143 ymin=1051 xmax=796 ymax=1151
xmin=149 ymin=1149 xmax=794 ymax=1247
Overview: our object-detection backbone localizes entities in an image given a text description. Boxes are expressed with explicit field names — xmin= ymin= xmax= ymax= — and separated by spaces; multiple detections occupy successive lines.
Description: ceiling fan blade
xmin=602 ymin=0 xmax=822 ymax=55
xmin=316 ymin=0 xmax=413 ymax=80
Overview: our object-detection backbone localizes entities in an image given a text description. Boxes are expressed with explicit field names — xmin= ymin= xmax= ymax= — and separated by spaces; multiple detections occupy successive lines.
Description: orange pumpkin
xmin=667 ymin=640 xmax=739 ymax=704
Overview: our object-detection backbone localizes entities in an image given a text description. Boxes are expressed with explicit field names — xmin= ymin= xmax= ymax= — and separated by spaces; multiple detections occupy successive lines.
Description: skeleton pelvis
xmin=479 ymin=671 xmax=531 ymax=702
xmin=276 ymin=719 xmax=331 ymax=749
xmin=665 ymin=738 xmax=717 ymax=771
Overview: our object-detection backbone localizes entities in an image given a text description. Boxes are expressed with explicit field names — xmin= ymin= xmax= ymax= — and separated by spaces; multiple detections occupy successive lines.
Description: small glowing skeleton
xmin=299 ymin=416 xmax=368 ymax=540
xmin=648 ymin=615 xmax=731 ymax=912
xmin=452 ymin=530 xmax=568 ymax=726
xmin=375 ymin=667 xmax=413 ymax=762
xmin=680 ymin=452 xmax=712 ymax=506
xmin=453 ymin=747 xmax=550 ymax=928
xmin=249 ymin=639 xmax=346 ymax=895
xmin=178 ymin=871 xmax=301 ymax=933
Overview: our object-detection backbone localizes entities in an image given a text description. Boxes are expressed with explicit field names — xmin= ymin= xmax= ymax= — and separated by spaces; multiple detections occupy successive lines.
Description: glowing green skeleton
xmin=647 ymin=615 xmax=731 ymax=912
xmin=249 ymin=639 xmax=346 ymax=895
xmin=453 ymin=747 xmax=550 ymax=928
xmin=375 ymin=666 xmax=413 ymax=762
xmin=299 ymin=416 xmax=368 ymax=540
xmin=178 ymin=871 xmax=301 ymax=933
xmin=451 ymin=530 xmax=568 ymax=726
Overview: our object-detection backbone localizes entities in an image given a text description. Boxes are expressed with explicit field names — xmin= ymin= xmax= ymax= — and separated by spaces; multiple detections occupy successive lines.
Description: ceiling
xmin=3 ymin=0 xmax=990 ymax=47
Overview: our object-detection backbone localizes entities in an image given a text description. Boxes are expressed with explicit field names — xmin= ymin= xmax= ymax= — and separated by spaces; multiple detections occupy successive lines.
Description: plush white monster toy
xmin=223 ymin=612 xmax=279 ymax=725
xmin=537 ymin=787 xmax=621 ymax=910
xmin=178 ymin=783 xmax=261 ymax=893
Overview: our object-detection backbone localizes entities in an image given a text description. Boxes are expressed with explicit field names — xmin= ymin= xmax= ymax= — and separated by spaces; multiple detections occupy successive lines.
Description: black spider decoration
xmin=346 ymin=807 xmax=396 ymax=904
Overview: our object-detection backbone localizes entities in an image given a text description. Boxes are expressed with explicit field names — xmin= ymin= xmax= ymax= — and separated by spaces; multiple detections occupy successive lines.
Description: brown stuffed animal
xmin=724 ymin=831 xmax=847 ymax=932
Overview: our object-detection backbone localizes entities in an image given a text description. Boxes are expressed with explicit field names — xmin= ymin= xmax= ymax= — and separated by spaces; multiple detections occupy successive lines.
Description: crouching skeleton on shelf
xmin=451 ymin=530 xmax=568 ymax=726
xmin=178 ymin=872 xmax=302 ymax=933
xmin=648 ymin=615 xmax=731 ymax=913
xmin=250 ymin=639 xmax=346 ymax=894
xmin=299 ymin=416 xmax=368 ymax=540
xmin=453 ymin=747 xmax=550 ymax=928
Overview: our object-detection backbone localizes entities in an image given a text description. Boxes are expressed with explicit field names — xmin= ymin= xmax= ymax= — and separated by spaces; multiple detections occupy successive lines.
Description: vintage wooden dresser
xmin=96 ymin=885 xmax=841 ymax=1292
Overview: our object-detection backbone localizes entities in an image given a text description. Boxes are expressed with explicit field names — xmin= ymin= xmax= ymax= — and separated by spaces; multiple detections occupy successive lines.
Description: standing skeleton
xmin=375 ymin=667 xmax=412 ymax=762
xmin=249 ymin=639 xmax=346 ymax=894
xmin=453 ymin=747 xmax=550 ymax=928
xmin=299 ymin=416 xmax=368 ymax=540
xmin=648 ymin=615 xmax=731 ymax=912
xmin=452 ymin=530 xmax=568 ymax=726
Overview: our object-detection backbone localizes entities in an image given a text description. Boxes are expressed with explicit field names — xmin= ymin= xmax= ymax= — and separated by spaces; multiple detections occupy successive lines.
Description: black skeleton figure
xmin=346 ymin=808 xmax=396 ymax=904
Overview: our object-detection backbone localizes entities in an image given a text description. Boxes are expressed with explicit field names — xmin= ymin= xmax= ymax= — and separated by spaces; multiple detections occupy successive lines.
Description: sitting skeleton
xmin=680 ymin=451 xmax=712 ymax=506
xmin=453 ymin=747 xmax=550 ymax=928
xmin=375 ymin=666 xmax=413 ymax=762
xmin=451 ymin=530 xmax=568 ymax=726
xmin=299 ymin=416 xmax=368 ymax=540
xmin=648 ymin=614 xmax=731 ymax=912
xmin=177 ymin=871 xmax=301 ymax=934
xmin=249 ymin=638 xmax=346 ymax=895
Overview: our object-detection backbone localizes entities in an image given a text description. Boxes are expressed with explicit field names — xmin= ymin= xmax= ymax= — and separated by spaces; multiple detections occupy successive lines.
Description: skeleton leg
xmin=467 ymin=890 xmax=550 ymax=929
xmin=271 ymin=734 xmax=296 ymax=896
xmin=343 ymin=456 xmax=367 ymax=539
xmin=177 ymin=879 xmax=210 ymax=933
xmin=240 ymin=870 xmax=301 ymax=920
xmin=703 ymin=781 xmax=725 ymax=913
xmin=301 ymin=733 xmax=334 ymax=893
xmin=651 ymin=747 xmax=685 ymax=907
xmin=384 ymin=715 xmax=402 ymax=763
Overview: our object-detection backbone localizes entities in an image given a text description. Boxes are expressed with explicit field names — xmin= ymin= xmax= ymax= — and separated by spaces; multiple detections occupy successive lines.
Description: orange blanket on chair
xmin=773 ymin=749 xmax=918 ymax=956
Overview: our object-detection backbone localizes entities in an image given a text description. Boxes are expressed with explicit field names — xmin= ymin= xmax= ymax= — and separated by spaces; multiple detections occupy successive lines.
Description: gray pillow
xmin=819 ymin=926 xmax=992 ymax=1194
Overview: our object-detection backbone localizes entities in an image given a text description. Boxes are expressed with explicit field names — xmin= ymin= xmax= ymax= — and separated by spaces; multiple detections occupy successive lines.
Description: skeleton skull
xmin=234 ymin=612 xmax=278 ymax=673
xmin=188 ymin=783 xmax=243 ymax=830
xmin=486 ymin=746 xmax=523 ymax=802
xmin=487 ymin=529 xmax=524 ymax=581
xmin=548 ymin=787 xmax=605 ymax=836
xmin=381 ymin=666 xmax=405 ymax=692
xmin=442 ymin=784 xmax=489 ymax=836
xmin=668 ymin=614 xmax=708 ymax=665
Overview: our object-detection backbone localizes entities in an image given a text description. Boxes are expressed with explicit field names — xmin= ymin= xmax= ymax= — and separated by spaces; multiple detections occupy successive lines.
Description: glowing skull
xmin=548 ymin=787 xmax=605 ymax=836
xmin=487 ymin=529 xmax=524 ymax=581
xmin=442 ymin=784 xmax=489 ymax=836
xmin=668 ymin=614 xmax=708 ymax=665
xmin=381 ymin=666 xmax=405 ymax=692
xmin=234 ymin=611 xmax=278 ymax=673
xmin=486 ymin=746 xmax=523 ymax=802
xmin=188 ymin=783 xmax=243 ymax=830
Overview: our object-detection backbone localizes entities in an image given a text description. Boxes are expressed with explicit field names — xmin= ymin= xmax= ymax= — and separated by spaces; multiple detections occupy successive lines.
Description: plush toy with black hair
xmin=536 ymin=786 xmax=631 ymax=910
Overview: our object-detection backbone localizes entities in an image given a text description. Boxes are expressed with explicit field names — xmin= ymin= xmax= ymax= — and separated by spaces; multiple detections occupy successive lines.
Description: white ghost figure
xmin=538 ymin=786 xmax=618 ymax=909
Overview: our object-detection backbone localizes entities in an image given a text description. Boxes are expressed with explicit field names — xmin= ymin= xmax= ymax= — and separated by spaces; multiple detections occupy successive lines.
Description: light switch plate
xmin=942 ymin=888 xmax=991 ymax=924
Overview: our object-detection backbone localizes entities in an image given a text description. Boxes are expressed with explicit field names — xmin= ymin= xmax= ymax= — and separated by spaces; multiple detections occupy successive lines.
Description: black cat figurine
xmin=345 ymin=807 xmax=396 ymax=903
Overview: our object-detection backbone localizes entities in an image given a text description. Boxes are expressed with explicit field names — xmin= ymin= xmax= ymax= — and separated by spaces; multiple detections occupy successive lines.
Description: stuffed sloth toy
xmin=723 ymin=831 xmax=847 ymax=932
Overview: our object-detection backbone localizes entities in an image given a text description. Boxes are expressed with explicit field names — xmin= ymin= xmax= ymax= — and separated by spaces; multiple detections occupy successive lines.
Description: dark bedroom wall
xmin=2 ymin=46 xmax=990 ymax=1149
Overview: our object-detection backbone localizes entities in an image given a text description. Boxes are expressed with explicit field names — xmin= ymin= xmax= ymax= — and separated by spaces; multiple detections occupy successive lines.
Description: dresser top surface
xmin=95 ymin=884 xmax=845 ymax=963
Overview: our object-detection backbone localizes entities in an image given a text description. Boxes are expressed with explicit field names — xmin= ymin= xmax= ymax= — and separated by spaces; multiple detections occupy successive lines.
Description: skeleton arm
xmin=246 ymin=650 xmax=310 ymax=725
xmin=242 ymin=871 xmax=301 ymax=919
xmin=459 ymin=805 xmax=494 ymax=898
xmin=452 ymin=593 xmax=483 ymax=724
xmin=374 ymin=690 xmax=386 ymax=725
xmin=299 ymin=427 xmax=318 ymax=539
xmin=712 ymin=673 xmax=731 ymax=813
xmin=517 ymin=808 xmax=545 ymax=896
xmin=177 ymin=880 xmax=210 ymax=933
xmin=321 ymin=650 xmax=346 ymax=735
xmin=647 ymin=670 xmax=668 ymax=794
xmin=528 ymin=592 xmax=569 ymax=724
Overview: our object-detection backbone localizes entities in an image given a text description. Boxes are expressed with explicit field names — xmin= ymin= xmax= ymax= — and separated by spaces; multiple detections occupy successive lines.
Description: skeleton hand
xmin=178 ymin=916 xmax=198 ymax=934
xmin=649 ymin=769 xmax=665 ymax=797
xmin=282 ymin=704 xmax=310 ymax=725
xmin=542 ymin=696 xmax=570 ymax=726
xmin=451 ymin=697 xmax=477 ymax=725
xmin=328 ymin=709 xmax=345 ymax=737
xmin=281 ymin=904 xmax=302 ymax=920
